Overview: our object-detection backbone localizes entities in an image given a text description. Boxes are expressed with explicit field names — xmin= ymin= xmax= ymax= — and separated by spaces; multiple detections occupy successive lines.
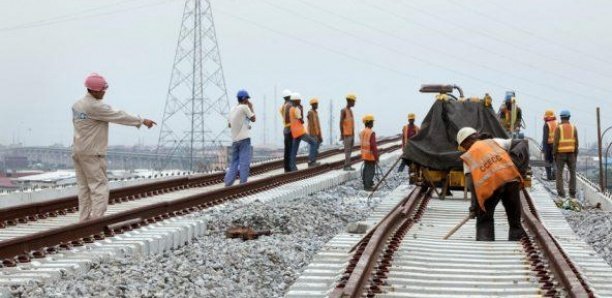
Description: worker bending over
xmin=72 ymin=73 xmax=156 ymax=222
xmin=288 ymin=93 xmax=320 ymax=170
xmin=307 ymin=98 xmax=323 ymax=160
xmin=340 ymin=93 xmax=357 ymax=171
xmin=224 ymin=90 xmax=256 ymax=186
xmin=457 ymin=127 xmax=526 ymax=241
xmin=542 ymin=110 xmax=558 ymax=181
xmin=280 ymin=89 xmax=293 ymax=173
xmin=553 ymin=110 xmax=578 ymax=200
xmin=398 ymin=113 xmax=419 ymax=172
xmin=360 ymin=114 xmax=379 ymax=191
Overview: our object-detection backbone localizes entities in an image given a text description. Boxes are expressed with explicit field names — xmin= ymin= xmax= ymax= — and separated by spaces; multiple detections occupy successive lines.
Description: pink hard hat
xmin=84 ymin=73 xmax=108 ymax=91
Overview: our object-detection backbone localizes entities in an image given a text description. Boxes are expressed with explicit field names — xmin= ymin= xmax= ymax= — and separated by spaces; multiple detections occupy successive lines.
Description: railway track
xmin=0 ymin=136 xmax=399 ymax=229
xmin=289 ymin=181 xmax=612 ymax=297
xmin=0 ymin=138 xmax=401 ymax=267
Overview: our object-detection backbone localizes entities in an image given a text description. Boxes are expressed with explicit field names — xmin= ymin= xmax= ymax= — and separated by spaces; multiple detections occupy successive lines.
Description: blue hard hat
xmin=505 ymin=91 xmax=515 ymax=102
xmin=236 ymin=89 xmax=250 ymax=101
xmin=560 ymin=110 xmax=571 ymax=118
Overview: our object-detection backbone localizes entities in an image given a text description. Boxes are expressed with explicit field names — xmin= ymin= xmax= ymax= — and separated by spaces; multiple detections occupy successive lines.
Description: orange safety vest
xmin=557 ymin=123 xmax=576 ymax=153
xmin=342 ymin=107 xmax=354 ymax=137
xmin=307 ymin=109 xmax=322 ymax=138
xmin=360 ymin=128 xmax=376 ymax=161
xmin=402 ymin=124 xmax=420 ymax=146
xmin=289 ymin=106 xmax=306 ymax=138
xmin=546 ymin=120 xmax=558 ymax=144
xmin=460 ymin=139 xmax=522 ymax=211
xmin=280 ymin=102 xmax=291 ymax=128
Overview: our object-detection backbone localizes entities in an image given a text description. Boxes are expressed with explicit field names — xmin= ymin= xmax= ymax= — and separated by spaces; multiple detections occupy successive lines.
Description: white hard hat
xmin=290 ymin=92 xmax=301 ymax=101
xmin=457 ymin=127 xmax=477 ymax=145
xmin=282 ymin=89 xmax=292 ymax=98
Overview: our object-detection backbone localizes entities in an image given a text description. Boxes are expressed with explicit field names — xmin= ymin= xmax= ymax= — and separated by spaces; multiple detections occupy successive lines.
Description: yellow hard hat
xmin=362 ymin=114 xmax=375 ymax=123
xmin=309 ymin=98 xmax=319 ymax=105
xmin=544 ymin=109 xmax=555 ymax=118
xmin=346 ymin=93 xmax=357 ymax=101
xmin=408 ymin=113 xmax=416 ymax=120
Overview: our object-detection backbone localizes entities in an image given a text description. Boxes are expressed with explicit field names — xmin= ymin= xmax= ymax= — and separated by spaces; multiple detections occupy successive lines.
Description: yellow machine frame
xmin=410 ymin=166 xmax=532 ymax=199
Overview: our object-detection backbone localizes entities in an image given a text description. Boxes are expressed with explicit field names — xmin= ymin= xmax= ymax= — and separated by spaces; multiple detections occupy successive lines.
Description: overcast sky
xmin=1 ymin=0 xmax=611 ymax=148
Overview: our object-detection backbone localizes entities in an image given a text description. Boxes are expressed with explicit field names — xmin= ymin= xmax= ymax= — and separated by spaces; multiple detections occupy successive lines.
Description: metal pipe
xmin=605 ymin=142 xmax=612 ymax=190
xmin=597 ymin=108 xmax=603 ymax=191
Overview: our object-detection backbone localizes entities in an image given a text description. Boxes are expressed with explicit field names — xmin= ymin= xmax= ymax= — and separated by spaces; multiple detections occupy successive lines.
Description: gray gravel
xmin=536 ymin=169 xmax=612 ymax=267
xmin=10 ymin=164 xmax=407 ymax=298
xmin=565 ymin=211 xmax=612 ymax=267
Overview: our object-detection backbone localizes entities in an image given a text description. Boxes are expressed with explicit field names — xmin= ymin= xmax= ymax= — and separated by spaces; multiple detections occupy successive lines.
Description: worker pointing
xmin=72 ymin=73 xmax=156 ymax=222
xmin=360 ymin=114 xmax=378 ymax=190
xmin=457 ymin=127 xmax=526 ymax=241
xmin=340 ymin=93 xmax=356 ymax=171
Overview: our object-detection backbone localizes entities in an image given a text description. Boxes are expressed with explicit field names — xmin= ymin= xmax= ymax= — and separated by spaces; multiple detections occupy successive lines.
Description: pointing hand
xmin=143 ymin=119 xmax=157 ymax=129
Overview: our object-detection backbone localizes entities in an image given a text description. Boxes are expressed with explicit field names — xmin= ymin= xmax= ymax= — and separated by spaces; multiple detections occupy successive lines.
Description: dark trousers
xmin=283 ymin=130 xmax=292 ymax=172
xmin=362 ymin=161 xmax=376 ymax=190
xmin=544 ymin=145 xmax=555 ymax=180
xmin=474 ymin=181 xmax=526 ymax=241
xmin=556 ymin=153 xmax=577 ymax=198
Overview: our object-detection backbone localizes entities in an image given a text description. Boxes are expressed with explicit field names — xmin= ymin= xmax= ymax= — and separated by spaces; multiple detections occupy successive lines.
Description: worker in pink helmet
xmin=72 ymin=73 xmax=156 ymax=221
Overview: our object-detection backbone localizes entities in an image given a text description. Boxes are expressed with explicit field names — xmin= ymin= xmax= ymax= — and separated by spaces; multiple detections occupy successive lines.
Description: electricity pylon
xmin=157 ymin=0 xmax=230 ymax=171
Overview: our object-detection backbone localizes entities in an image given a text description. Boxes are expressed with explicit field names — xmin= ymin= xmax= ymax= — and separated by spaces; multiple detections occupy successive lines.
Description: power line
xmin=445 ymin=0 xmax=612 ymax=66
xmin=257 ymin=0 xmax=609 ymax=120
xmin=0 ymin=0 xmax=178 ymax=33
xmin=215 ymin=9 xmax=421 ymax=81
xmin=395 ymin=0 xmax=612 ymax=80
xmin=359 ymin=1 xmax=612 ymax=97
xmin=291 ymin=0 xmax=612 ymax=102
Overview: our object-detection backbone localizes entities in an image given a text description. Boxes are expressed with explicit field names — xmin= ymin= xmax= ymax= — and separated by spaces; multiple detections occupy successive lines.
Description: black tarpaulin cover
xmin=402 ymin=100 xmax=509 ymax=170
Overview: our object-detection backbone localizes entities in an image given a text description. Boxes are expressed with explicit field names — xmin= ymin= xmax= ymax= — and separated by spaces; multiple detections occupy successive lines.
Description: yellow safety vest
xmin=557 ymin=123 xmax=576 ymax=153
xmin=546 ymin=121 xmax=558 ymax=144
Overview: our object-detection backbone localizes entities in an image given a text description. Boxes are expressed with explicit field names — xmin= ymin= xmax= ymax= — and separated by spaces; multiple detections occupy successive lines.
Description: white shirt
xmin=463 ymin=138 xmax=511 ymax=174
xmin=72 ymin=93 xmax=142 ymax=156
xmin=228 ymin=104 xmax=255 ymax=142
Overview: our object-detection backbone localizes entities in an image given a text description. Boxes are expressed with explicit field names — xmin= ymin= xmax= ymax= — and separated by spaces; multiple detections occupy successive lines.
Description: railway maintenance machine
xmin=402 ymin=84 xmax=531 ymax=199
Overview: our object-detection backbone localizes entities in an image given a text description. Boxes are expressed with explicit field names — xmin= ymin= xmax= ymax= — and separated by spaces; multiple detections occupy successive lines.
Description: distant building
xmin=12 ymin=171 xmax=76 ymax=188
xmin=0 ymin=176 xmax=18 ymax=190
xmin=3 ymin=155 xmax=28 ymax=169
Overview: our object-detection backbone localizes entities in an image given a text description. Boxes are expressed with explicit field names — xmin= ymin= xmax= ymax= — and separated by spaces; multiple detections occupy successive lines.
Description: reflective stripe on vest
xmin=342 ymin=108 xmax=354 ymax=136
xmin=360 ymin=128 xmax=375 ymax=161
xmin=308 ymin=110 xmax=321 ymax=137
xmin=289 ymin=106 xmax=306 ymax=138
xmin=557 ymin=123 xmax=576 ymax=153
xmin=460 ymin=139 xmax=522 ymax=211
xmin=546 ymin=121 xmax=558 ymax=144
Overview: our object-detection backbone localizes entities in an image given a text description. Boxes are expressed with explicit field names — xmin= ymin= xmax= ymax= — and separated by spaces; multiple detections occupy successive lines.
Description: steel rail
xmin=330 ymin=186 xmax=430 ymax=298
xmin=0 ymin=137 xmax=400 ymax=228
xmin=520 ymin=189 xmax=593 ymax=297
xmin=0 ymin=144 xmax=401 ymax=264
xmin=330 ymin=186 xmax=593 ymax=298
